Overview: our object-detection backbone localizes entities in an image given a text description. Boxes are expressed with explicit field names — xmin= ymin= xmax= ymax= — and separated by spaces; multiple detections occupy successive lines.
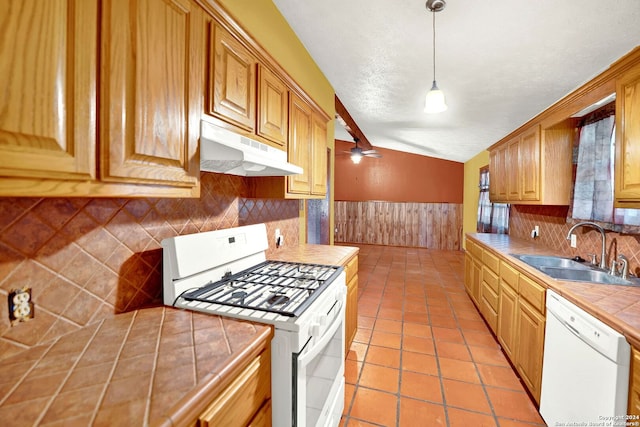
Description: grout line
xmin=347 ymin=245 xmax=545 ymax=427
xmin=89 ymin=313 xmax=137 ymax=426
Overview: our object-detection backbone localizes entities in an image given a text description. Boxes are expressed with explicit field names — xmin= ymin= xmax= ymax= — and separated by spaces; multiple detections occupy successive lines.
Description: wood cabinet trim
xmin=489 ymin=46 xmax=640 ymax=151
xmin=195 ymin=0 xmax=330 ymax=121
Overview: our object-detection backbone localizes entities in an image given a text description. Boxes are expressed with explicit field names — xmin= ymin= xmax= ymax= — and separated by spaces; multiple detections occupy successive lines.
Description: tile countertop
xmin=269 ymin=243 xmax=359 ymax=267
xmin=0 ymin=306 xmax=273 ymax=427
xmin=467 ymin=233 xmax=640 ymax=348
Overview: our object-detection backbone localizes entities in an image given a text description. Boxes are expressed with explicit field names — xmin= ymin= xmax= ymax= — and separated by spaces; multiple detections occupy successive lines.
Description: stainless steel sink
xmin=510 ymin=253 xmax=640 ymax=286
xmin=538 ymin=266 xmax=639 ymax=286
xmin=510 ymin=254 xmax=590 ymax=270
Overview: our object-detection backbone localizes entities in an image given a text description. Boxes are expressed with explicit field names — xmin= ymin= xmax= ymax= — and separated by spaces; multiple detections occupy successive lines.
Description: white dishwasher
xmin=540 ymin=289 xmax=630 ymax=425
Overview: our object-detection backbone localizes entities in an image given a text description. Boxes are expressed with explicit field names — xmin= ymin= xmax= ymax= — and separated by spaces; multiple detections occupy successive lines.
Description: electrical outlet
xmin=8 ymin=287 xmax=34 ymax=325
xmin=570 ymin=234 xmax=577 ymax=248
xmin=535 ymin=225 xmax=540 ymax=236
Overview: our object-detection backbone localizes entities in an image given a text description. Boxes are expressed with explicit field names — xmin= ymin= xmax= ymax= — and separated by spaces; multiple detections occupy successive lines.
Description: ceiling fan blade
xmin=361 ymin=150 xmax=379 ymax=155
xmin=364 ymin=153 xmax=382 ymax=158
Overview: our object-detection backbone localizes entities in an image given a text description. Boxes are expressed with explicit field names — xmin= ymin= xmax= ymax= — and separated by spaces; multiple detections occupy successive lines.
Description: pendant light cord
xmin=432 ymin=10 xmax=436 ymax=82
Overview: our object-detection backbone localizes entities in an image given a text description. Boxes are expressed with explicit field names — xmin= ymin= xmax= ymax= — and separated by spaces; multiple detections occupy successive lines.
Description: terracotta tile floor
xmin=340 ymin=244 xmax=546 ymax=427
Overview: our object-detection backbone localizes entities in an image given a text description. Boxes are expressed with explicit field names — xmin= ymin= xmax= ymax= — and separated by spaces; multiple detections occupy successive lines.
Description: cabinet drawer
xmin=345 ymin=255 xmax=358 ymax=284
xmin=199 ymin=348 xmax=271 ymax=427
xmin=468 ymin=240 xmax=483 ymax=259
xmin=518 ymin=274 xmax=546 ymax=314
xmin=501 ymin=261 xmax=519 ymax=291
xmin=482 ymin=267 xmax=499 ymax=293
xmin=482 ymin=250 xmax=500 ymax=275
xmin=480 ymin=285 xmax=498 ymax=334
xmin=481 ymin=280 xmax=499 ymax=311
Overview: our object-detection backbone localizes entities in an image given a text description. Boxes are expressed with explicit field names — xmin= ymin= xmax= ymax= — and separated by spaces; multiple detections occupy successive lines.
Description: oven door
xmin=293 ymin=296 xmax=345 ymax=427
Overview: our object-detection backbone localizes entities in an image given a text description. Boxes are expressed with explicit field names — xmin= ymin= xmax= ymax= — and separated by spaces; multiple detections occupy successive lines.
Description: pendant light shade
xmin=425 ymin=0 xmax=447 ymax=114
xmin=424 ymin=80 xmax=447 ymax=113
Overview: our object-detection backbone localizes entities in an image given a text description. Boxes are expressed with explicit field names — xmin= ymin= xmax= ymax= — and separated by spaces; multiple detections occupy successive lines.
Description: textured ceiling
xmin=272 ymin=0 xmax=640 ymax=163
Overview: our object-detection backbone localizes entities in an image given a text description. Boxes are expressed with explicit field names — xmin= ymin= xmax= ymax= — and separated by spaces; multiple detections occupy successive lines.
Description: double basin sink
xmin=510 ymin=254 xmax=640 ymax=287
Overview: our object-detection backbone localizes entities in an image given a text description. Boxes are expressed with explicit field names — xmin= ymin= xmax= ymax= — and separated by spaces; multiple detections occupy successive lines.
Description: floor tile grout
xmin=341 ymin=245 xmax=546 ymax=427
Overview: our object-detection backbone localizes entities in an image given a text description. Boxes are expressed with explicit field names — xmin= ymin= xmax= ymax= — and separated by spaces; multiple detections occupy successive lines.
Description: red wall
xmin=334 ymin=140 xmax=464 ymax=203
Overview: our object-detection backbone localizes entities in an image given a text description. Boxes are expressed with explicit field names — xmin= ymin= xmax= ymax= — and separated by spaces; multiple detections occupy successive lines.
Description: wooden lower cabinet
xmin=464 ymin=252 xmax=481 ymax=307
xmin=466 ymin=238 xmax=547 ymax=404
xmin=344 ymin=254 xmax=359 ymax=358
xmin=198 ymin=347 xmax=271 ymax=427
xmin=629 ymin=347 xmax=640 ymax=416
xmin=497 ymin=279 xmax=518 ymax=361
xmin=247 ymin=400 xmax=272 ymax=427
xmin=479 ymin=266 xmax=499 ymax=333
xmin=515 ymin=299 xmax=545 ymax=401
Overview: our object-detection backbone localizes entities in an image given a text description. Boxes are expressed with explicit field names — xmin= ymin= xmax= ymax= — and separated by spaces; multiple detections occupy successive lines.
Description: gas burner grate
xmin=181 ymin=260 xmax=342 ymax=317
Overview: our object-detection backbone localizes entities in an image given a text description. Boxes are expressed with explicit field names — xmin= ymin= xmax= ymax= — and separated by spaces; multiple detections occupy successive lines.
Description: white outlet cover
xmin=570 ymin=234 xmax=577 ymax=248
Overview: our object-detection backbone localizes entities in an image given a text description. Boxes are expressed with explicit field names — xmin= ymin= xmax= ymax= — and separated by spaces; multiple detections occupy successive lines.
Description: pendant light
xmin=424 ymin=0 xmax=447 ymax=114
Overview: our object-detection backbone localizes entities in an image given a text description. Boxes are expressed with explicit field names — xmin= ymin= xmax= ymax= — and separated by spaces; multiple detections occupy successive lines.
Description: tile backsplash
xmin=0 ymin=173 xmax=299 ymax=359
xmin=510 ymin=205 xmax=640 ymax=275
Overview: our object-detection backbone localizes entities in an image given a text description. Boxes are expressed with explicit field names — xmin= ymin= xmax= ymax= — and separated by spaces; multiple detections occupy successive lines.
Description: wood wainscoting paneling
xmin=334 ymin=201 xmax=462 ymax=250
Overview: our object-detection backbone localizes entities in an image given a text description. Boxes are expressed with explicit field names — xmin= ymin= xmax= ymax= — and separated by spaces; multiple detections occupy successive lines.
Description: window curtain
xmin=572 ymin=116 xmax=615 ymax=222
xmin=477 ymin=168 xmax=509 ymax=234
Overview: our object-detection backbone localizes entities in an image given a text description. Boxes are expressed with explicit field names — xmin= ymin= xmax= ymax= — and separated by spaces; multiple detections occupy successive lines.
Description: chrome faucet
xmin=566 ymin=222 xmax=607 ymax=270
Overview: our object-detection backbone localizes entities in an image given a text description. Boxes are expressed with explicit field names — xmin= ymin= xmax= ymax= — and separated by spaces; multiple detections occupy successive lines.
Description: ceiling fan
xmin=343 ymin=137 xmax=382 ymax=164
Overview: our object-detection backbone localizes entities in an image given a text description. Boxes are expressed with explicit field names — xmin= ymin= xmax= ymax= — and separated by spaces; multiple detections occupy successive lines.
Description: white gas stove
xmin=162 ymin=223 xmax=346 ymax=427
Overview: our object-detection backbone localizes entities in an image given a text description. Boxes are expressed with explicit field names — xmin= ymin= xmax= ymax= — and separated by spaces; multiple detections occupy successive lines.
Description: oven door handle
xmin=297 ymin=300 xmax=344 ymax=366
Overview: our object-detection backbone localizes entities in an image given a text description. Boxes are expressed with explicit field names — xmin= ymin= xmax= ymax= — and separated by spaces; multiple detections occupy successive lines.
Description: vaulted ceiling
xmin=273 ymin=0 xmax=640 ymax=163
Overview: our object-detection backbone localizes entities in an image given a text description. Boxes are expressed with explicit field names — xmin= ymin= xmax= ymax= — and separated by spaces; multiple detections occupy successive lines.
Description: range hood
xmin=200 ymin=121 xmax=303 ymax=177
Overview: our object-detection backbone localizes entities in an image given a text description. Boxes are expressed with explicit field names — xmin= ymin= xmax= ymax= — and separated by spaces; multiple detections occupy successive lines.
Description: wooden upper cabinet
xmin=506 ymin=137 xmax=521 ymax=200
xmin=101 ymin=0 xmax=202 ymax=190
xmin=257 ymin=64 xmax=288 ymax=148
xmin=0 ymin=0 xmax=203 ymax=197
xmin=287 ymin=92 xmax=313 ymax=194
xmin=0 ymin=0 xmax=97 ymax=183
xmin=209 ymin=23 xmax=257 ymax=132
xmin=615 ymin=65 xmax=640 ymax=207
xmin=311 ymin=113 xmax=328 ymax=195
xmin=489 ymin=124 xmax=570 ymax=205
xmin=520 ymin=126 xmax=540 ymax=201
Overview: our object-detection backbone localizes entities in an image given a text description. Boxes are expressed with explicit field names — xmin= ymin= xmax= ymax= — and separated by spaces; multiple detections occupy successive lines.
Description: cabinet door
xmin=257 ymin=64 xmax=288 ymax=148
xmin=520 ymin=127 xmax=541 ymax=201
xmin=515 ymin=299 xmax=545 ymax=403
xmin=0 ymin=0 xmax=96 ymax=184
xmin=615 ymin=66 xmax=640 ymax=206
xmin=101 ymin=0 xmax=202 ymax=189
xmin=489 ymin=146 xmax=507 ymax=201
xmin=497 ymin=280 xmax=518 ymax=362
xmin=288 ymin=93 xmax=312 ymax=194
xmin=468 ymin=257 xmax=481 ymax=307
xmin=208 ymin=23 xmax=256 ymax=131
xmin=311 ymin=113 xmax=328 ymax=196
xmin=506 ymin=137 xmax=521 ymax=200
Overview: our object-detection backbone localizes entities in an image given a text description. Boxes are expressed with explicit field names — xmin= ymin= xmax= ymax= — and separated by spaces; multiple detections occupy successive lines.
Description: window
xmin=477 ymin=166 xmax=509 ymax=234
xmin=570 ymin=101 xmax=640 ymax=229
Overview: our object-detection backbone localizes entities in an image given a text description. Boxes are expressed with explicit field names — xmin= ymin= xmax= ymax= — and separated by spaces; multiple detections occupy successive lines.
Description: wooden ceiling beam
xmin=335 ymin=95 xmax=373 ymax=151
